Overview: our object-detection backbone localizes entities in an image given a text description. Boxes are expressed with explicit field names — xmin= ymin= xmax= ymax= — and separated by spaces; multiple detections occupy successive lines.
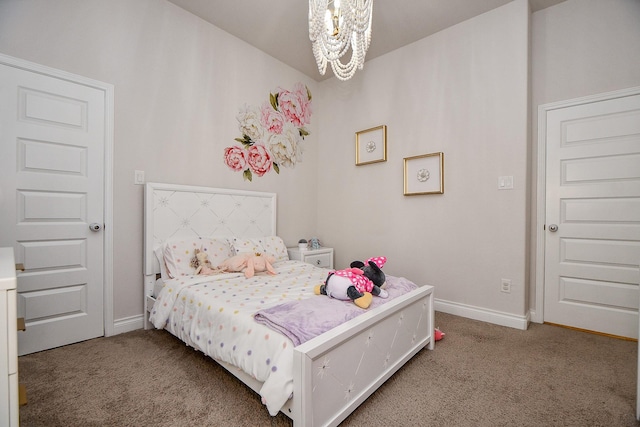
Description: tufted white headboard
xmin=143 ymin=182 xmax=277 ymax=277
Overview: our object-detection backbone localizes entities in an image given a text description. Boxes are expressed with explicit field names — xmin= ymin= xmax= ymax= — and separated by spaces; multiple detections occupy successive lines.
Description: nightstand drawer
xmin=305 ymin=252 xmax=332 ymax=268
xmin=287 ymin=246 xmax=334 ymax=269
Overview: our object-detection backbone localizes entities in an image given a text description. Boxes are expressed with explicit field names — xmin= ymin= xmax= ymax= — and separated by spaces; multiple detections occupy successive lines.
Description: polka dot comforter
xmin=149 ymin=259 xmax=327 ymax=415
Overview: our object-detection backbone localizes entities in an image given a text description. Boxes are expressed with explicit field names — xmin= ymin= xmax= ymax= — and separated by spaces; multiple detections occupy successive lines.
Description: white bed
xmin=143 ymin=182 xmax=435 ymax=426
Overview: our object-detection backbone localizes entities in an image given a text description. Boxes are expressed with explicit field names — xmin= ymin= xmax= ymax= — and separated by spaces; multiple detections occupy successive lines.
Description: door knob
xmin=89 ymin=223 xmax=103 ymax=232
xmin=548 ymin=224 xmax=558 ymax=232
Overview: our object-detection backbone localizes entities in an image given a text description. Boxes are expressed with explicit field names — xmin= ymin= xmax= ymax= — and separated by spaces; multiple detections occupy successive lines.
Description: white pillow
xmin=163 ymin=237 xmax=233 ymax=278
xmin=230 ymin=237 xmax=263 ymax=255
xmin=260 ymin=236 xmax=289 ymax=262
xmin=201 ymin=238 xmax=234 ymax=268
xmin=230 ymin=236 xmax=289 ymax=262
xmin=154 ymin=246 xmax=170 ymax=280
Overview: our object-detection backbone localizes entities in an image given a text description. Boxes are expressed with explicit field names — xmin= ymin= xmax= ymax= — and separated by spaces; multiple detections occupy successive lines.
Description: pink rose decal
xmin=277 ymin=82 xmax=312 ymax=128
xmin=247 ymin=144 xmax=272 ymax=177
xmin=224 ymin=146 xmax=247 ymax=172
xmin=224 ymin=82 xmax=312 ymax=181
xmin=260 ymin=101 xmax=285 ymax=134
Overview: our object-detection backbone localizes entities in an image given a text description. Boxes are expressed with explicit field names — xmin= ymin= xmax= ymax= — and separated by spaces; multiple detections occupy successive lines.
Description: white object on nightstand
xmin=0 ymin=247 xmax=18 ymax=427
xmin=287 ymin=247 xmax=334 ymax=269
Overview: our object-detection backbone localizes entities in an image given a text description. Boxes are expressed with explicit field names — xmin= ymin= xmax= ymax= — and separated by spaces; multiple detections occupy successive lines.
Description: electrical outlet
xmin=501 ymin=278 xmax=511 ymax=293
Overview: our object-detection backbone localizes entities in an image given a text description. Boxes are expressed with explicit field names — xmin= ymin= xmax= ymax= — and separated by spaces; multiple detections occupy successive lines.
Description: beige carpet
xmin=18 ymin=312 xmax=640 ymax=426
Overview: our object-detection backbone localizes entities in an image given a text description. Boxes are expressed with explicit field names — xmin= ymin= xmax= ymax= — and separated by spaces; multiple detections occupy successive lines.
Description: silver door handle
xmin=89 ymin=223 xmax=103 ymax=232
xmin=548 ymin=224 xmax=558 ymax=232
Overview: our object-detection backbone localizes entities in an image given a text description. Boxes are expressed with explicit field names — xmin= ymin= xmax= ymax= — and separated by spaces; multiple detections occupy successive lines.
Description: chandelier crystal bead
xmin=309 ymin=0 xmax=373 ymax=81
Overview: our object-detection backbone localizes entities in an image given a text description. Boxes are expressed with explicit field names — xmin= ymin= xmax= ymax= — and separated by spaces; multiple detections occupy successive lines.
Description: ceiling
xmin=167 ymin=0 xmax=565 ymax=81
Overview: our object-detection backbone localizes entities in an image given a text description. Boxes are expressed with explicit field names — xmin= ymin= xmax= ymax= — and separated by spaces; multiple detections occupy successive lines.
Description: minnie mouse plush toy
xmin=314 ymin=256 xmax=388 ymax=309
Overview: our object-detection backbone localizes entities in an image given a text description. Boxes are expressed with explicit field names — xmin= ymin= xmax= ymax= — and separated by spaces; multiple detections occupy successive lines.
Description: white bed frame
xmin=143 ymin=182 xmax=435 ymax=426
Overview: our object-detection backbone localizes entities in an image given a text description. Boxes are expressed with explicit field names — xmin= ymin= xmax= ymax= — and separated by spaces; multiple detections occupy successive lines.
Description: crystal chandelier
xmin=308 ymin=0 xmax=373 ymax=81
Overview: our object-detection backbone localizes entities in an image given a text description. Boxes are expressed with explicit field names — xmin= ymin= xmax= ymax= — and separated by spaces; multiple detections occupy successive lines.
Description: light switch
xmin=134 ymin=170 xmax=145 ymax=185
xmin=498 ymin=176 xmax=513 ymax=190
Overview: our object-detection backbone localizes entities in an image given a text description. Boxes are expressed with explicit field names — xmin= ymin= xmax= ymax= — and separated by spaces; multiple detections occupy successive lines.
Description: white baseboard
xmin=109 ymin=314 xmax=145 ymax=336
xmin=528 ymin=308 xmax=542 ymax=324
xmin=435 ymin=298 xmax=530 ymax=330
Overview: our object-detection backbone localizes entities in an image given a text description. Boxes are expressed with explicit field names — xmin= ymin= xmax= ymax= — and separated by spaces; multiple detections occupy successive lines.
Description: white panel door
xmin=544 ymin=92 xmax=640 ymax=338
xmin=0 ymin=63 xmax=105 ymax=355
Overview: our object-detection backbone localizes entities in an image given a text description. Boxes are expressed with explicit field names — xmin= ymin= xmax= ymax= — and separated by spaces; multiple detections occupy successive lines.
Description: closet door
xmin=0 ymin=59 xmax=106 ymax=355
xmin=543 ymin=90 xmax=640 ymax=339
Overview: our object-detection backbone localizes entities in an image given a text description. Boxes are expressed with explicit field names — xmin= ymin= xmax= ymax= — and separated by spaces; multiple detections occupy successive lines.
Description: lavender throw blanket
xmin=253 ymin=275 xmax=418 ymax=346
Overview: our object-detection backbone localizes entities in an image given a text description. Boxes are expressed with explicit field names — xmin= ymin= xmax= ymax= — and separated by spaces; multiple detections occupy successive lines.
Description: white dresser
xmin=0 ymin=247 xmax=18 ymax=427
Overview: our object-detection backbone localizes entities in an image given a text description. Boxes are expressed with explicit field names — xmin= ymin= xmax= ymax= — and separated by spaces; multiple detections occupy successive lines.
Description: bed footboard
xmin=289 ymin=284 xmax=434 ymax=427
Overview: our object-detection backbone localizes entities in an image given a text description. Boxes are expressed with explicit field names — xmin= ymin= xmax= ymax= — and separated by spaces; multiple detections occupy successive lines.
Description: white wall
xmin=316 ymin=0 xmax=531 ymax=327
xmin=0 ymin=0 xmax=320 ymax=324
xmin=529 ymin=0 xmax=640 ymax=314
xmin=1 ymin=0 xmax=638 ymax=332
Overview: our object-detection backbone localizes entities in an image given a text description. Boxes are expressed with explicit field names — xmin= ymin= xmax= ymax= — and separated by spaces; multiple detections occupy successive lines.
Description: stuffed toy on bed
xmin=314 ymin=256 xmax=389 ymax=309
xmin=191 ymin=248 xmax=220 ymax=276
xmin=219 ymin=252 xmax=277 ymax=278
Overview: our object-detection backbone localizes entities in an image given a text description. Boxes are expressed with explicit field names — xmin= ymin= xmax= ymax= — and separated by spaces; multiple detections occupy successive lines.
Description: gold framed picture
xmin=403 ymin=152 xmax=444 ymax=195
xmin=355 ymin=125 xmax=387 ymax=165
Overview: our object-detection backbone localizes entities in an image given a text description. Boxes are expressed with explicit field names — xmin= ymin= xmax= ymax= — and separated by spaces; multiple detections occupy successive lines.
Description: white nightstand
xmin=287 ymin=247 xmax=334 ymax=269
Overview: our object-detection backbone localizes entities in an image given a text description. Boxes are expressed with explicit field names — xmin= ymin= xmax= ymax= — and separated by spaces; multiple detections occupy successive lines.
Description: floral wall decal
xmin=224 ymin=82 xmax=312 ymax=181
